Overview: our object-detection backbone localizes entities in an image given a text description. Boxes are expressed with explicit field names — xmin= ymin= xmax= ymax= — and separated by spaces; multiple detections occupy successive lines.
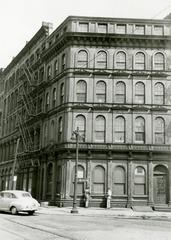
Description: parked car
xmin=0 ymin=190 xmax=40 ymax=215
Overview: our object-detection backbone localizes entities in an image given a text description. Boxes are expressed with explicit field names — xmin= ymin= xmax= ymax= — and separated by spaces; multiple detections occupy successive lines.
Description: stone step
xmin=154 ymin=205 xmax=171 ymax=212
xmin=132 ymin=206 xmax=153 ymax=212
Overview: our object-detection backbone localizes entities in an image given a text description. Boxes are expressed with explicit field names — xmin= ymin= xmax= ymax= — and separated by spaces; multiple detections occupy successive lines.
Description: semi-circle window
xmin=77 ymin=50 xmax=88 ymax=68
xmin=96 ymin=51 xmax=107 ymax=69
xmin=75 ymin=115 xmax=86 ymax=141
xmin=115 ymin=81 xmax=126 ymax=103
xmin=115 ymin=116 xmax=125 ymax=143
xmin=155 ymin=117 xmax=165 ymax=144
xmin=116 ymin=51 xmax=126 ymax=69
xmin=154 ymin=83 xmax=164 ymax=104
xmin=135 ymin=117 xmax=145 ymax=143
xmin=95 ymin=116 xmax=106 ymax=142
xmin=135 ymin=82 xmax=145 ymax=104
xmin=154 ymin=53 xmax=165 ymax=70
xmin=96 ymin=81 xmax=106 ymax=103
xmin=76 ymin=80 xmax=87 ymax=102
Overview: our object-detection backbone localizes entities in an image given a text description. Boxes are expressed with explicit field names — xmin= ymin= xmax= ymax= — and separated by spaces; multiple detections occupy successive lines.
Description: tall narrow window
xmin=154 ymin=53 xmax=165 ymax=70
xmin=58 ymin=117 xmax=63 ymax=142
xmin=135 ymin=82 xmax=145 ymax=104
xmin=45 ymin=92 xmax=50 ymax=111
xmin=116 ymin=51 xmax=126 ymax=69
xmin=155 ymin=117 xmax=165 ymax=144
xmin=134 ymin=167 xmax=146 ymax=195
xmin=115 ymin=116 xmax=125 ymax=143
xmin=93 ymin=166 xmax=105 ymax=194
xmin=77 ymin=50 xmax=88 ymax=68
xmin=54 ymin=60 xmax=58 ymax=75
xmin=50 ymin=120 xmax=55 ymax=141
xmin=135 ymin=52 xmax=145 ymax=70
xmin=135 ymin=117 xmax=145 ymax=143
xmin=60 ymin=83 xmax=64 ymax=104
xmin=62 ymin=54 xmax=66 ymax=71
xmin=96 ymin=81 xmax=106 ymax=103
xmin=47 ymin=66 xmax=52 ymax=80
xmin=95 ymin=116 xmax=106 ymax=142
xmin=154 ymin=83 xmax=164 ymax=104
xmin=52 ymin=88 xmax=56 ymax=108
xmin=76 ymin=80 xmax=87 ymax=102
xmin=44 ymin=123 xmax=48 ymax=144
xmin=113 ymin=166 xmax=126 ymax=195
xmin=75 ymin=115 xmax=86 ymax=142
xmin=97 ymin=51 xmax=107 ymax=69
xmin=115 ymin=81 xmax=126 ymax=103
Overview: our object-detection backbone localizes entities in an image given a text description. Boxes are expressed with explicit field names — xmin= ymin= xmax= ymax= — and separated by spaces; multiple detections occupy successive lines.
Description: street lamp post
xmin=71 ymin=127 xmax=79 ymax=214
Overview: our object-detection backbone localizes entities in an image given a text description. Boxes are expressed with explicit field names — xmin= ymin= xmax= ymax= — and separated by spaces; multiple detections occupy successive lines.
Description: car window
xmin=4 ymin=193 xmax=11 ymax=198
xmin=22 ymin=193 xmax=31 ymax=197
xmin=11 ymin=193 xmax=17 ymax=198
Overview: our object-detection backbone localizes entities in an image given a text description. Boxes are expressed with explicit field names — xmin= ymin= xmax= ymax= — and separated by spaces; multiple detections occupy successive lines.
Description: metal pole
xmin=71 ymin=127 xmax=79 ymax=213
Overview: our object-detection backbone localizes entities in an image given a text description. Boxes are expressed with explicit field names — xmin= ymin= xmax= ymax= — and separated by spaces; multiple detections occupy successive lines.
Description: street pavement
xmin=38 ymin=205 xmax=171 ymax=220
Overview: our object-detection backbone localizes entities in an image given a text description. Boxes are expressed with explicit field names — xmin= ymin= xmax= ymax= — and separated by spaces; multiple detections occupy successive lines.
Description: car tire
xmin=28 ymin=211 xmax=35 ymax=215
xmin=11 ymin=207 xmax=18 ymax=215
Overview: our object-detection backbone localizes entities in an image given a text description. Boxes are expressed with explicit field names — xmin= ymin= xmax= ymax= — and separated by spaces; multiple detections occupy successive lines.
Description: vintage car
xmin=0 ymin=190 xmax=40 ymax=215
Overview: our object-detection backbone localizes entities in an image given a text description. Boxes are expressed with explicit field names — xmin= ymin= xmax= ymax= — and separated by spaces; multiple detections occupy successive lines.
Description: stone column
xmin=51 ymin=161 xmax=56 ymax=203
xmin=127 ymin=153 xmax=133 ymax=207
xmin=42 ymin=161 xmax=47 ymax=200
xmin=65 ymin=159 xmax=71 ymax=199
xmin=148 ymin=157 xmax=154 ymax=206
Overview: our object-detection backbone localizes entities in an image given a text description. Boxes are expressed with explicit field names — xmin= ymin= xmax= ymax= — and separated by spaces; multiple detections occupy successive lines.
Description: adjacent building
xmin=0 ymin=15 xmax=171 ymax=208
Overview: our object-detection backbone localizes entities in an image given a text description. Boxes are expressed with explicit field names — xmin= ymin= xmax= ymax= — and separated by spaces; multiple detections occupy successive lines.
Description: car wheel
xmin=11 ymin=207 xmax=18 ymax=215
xmin=28 ymin=211 xmax=35 ymax=215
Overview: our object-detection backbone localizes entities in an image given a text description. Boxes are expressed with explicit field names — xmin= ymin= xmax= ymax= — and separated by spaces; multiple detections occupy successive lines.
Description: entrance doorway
xmin=153 ymin=165 xmax=168 ymax=204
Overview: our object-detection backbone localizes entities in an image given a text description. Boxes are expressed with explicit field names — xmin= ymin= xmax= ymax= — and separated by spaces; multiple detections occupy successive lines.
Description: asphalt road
xmin=0 ymin=210 xmax=171 ymax=240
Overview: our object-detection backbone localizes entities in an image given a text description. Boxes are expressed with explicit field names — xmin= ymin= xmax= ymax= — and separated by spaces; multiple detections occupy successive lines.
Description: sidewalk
xmin=38 ymin=206 xmax=171 ymax=220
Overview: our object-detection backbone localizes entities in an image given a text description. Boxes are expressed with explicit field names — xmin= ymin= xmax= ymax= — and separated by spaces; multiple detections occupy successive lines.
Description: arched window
xmin=155 ymin=117 xmax=165 ymax=144
xmin=154 ymin=53 xmax=165 ymax=70
xmin=75 ymin=115 xmax=86 ymax=141
xmin=45 ymin=92 xmax=50 ymax=111
xmin=134 ymin=167 xmax=146 ymax=195
xmin=54 ymin=60 xmax=58 ymax=75
xmin=60 ymin=83 xmax=64 ymax=104
xmin=96 ymin=81 xmax=106 ymax=103
xmin=97 ymin=51 xmax=107 ymax=69
xmin=77 ymin=50 xmax=88 ymax=68
xmin=95 ymin=116 xmax=106 ymax=142
xmin=47 ymin=65 xmax=52 ymax=80
xmin=135 ymin=82 xmax=145 ymax=104
xmin=135 ymin=117 xmax=145 ymax=143
xmin=115 ymin=116 xmax=125 ymax=143
xmin=62 ymin=54 xmax=66 ymax=70
xmin=76 ymin=80 xmax=87 ymax=102
xmin=71 ymin=165 xmax=85 ymax=195
xmin=47 ymin=163 xmax=53 ymax=194
xmin=58 ymin=117 xmax=63 ymax=142
xmin=50 ymin=120 xmax=55 ymax=141
xmin=44 ymin=123 xmax=48 ymax=144
xmin=93 ymin=166 xmax=105 ymax=194
xmin=52 ymin=88 xmax=56 ymax=108
xmin=115 ymin=81 xmax=126 ymax=103
xmin=154 ymin=83 xmax=164 ymax=104
xmin=135 ymin=52 xmax=145 ymax=70
xmin=113 ymin=166 xmax=126 ymax=195
xmin=116 ymin=51 xmax=126 ymax=69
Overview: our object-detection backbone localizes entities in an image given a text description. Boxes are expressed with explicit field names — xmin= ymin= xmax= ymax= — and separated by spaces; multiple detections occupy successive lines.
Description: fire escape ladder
xmin=23 ymin=64 xmax=34 ymax=86
xmin=22 ymin=86 xmax=35 ymax=116
xmin=17 ymin=114 xmax=33 ymax=152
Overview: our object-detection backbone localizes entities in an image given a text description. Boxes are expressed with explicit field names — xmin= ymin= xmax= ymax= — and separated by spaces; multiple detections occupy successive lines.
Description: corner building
xmin=0 ymin=16 xmax=171 ymax=208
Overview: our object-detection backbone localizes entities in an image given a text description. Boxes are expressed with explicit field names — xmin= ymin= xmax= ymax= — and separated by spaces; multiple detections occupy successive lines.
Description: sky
xmin=0 ymin=0 xmax=171 ymax=68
